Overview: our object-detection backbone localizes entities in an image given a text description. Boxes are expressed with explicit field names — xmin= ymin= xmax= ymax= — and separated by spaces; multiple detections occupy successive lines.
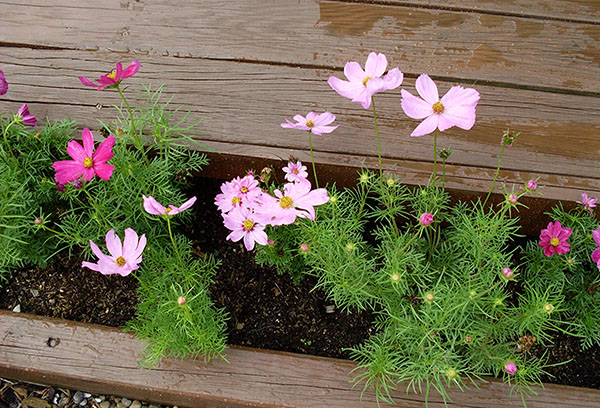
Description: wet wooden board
xmin=1 ymin=0 xmax=599 ymax=93
xmin=2 ymin=311 xmax=600 ymax=408
xmin=1 ymin=48 xmax=598 ymax=201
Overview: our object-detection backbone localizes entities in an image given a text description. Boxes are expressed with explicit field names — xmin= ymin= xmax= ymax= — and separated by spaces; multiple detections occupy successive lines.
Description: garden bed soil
xmin=0 ymin=176 xmax=598 ymax=390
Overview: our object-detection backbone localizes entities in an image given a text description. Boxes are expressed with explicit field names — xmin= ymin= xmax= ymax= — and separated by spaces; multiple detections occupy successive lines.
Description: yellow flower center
xmin=165 ymin=207 xmax=172 ymax=213
xmin=550 ymin=238 xmax=560 ymax=246
xmin=106 ymin=70 xmax=117 ymax=80
xmin=83 ymin=157 xmax=93 ymax=168
xmin=363 ymin=76 xmax=371 ymax=86
xmin=432 ymin=102 xmax=445 ymax=114
xmin=305 ymin=120 xmax=314 ymax=128
xmin=240 ymin=187 xmax=248 ymax=193
xmin=280 ymin=196 xmax=293 ymax=208
xmin=292 ymin=169 xmax=299 ymax=174
xmin=115 ymin=256 xmax=126 ymax=267
xmin=243 ymin=219 xmax=255 ymax=231
xmin=232 ymin=197 xmax=241 ymax=206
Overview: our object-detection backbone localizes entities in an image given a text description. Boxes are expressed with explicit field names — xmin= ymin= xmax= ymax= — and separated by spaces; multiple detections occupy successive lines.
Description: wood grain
xmin=2 ymin=311 xmax=600 ymax=408
xmin=0 ymin=48 xmax=598 ymax=201
xmin=0 ymin=0 xmax=598 ymax=93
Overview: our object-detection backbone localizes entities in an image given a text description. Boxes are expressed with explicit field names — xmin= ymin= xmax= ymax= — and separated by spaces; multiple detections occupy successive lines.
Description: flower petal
xmin=441 ymin=85 xmax=480 ymax=108
xmin=415 ymin=74 xmax=439 ymax=105
xmin=439 ymin=105 xmax=477 ymax=131
xmin=401 ymin=89 xmax=434 ymax=120
xmin=81 ymin=128 xmax=95 ymax=157
xmin=78 ymin=76 xmax=97 ymax=88
xmin=410 ymin=115 xmax=439 ymax=137
xmin=364 ymin=52 xmax=387 ymax=78
xmin=94 ymin=163 xmax=114 ymax=181
xmin=93 ymin=135 xmax=115 ymax=164
xmin=66 ymin=140 xmax=86 ymax=162
xmin=52 ymin=160 xmax=84 ymax=184
xmin=344 ymin=61 xmax=366 ymax=83
xmin=328 ymin=76 xmax=364 ymax=101
xmin=105 ymin=229 xmax=122 ymax=258
xmin=121 ymin=60 xmax=140 ymax=78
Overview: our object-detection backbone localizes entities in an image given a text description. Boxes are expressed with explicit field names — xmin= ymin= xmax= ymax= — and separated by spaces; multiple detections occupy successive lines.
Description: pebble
xmin=73 ymin=391 xmax=84 ymax=404
xmin=80 ymin=399 xmax=88 ymax=406
xmin=58 ymin=395 xmax=70 ymax=407
xmin=100 ymin=401 xmax=111 ymax=408
xmin=130 ymin=400 xmax=142 ymax=408
xmin=149 ymin=404 xmax=161 ymax=408
xmin=12 ymin=304 xmax=20 ymax=313
xmin=83 ymin=392 xmax=92 ymax=398
xmin=121 ymin=398 xmax=132 ymax=407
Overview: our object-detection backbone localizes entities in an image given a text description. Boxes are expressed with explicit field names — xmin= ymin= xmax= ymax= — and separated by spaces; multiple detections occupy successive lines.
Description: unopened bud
xmin=72 ymin=179 xmax=83 ymax=189
xmin=115 ymin=128 xmax=123 ymax=135
xmin=507 ymin=194 xmax=517 ymax=204
xmin=56 ymin=183 xmax=66 ymax=192
xmin=345 ymin=242 xmax=355 ymax=251
xmin=544 ymin=304 xmax=554 ymax=313
xmin=177 ymin=296 xmax=187 ymax=306
xmin=464 ymin=335 xmax=472 ymax=344
xmin=504 ymin=361 xmax=517 ymax=375
xmin=527 ymin=179 xmax=537 ymax=191
xmin=419 ymin=213 xmax=434 ymax=227
xmin=446 ymin=368 xmax=457 ymax=379
xmin=359 ymin=173 xmax=369 ymax=183
xmin=267 ymin=239 xmax=275 ymax=246
xmin=424 ymin=292 xmax=435 ymax=303
xmin=391 ymin=273 xmax=400 ymax=282
xmin=299 ymin=243 xmax=309 ymax=253
xmin=502 ymin=267 xmax=514 ymax=279
xmin=34 ymin=217 xmax=43 ymax=225
xmin=386 ymin=178 xmax=395 ymax=187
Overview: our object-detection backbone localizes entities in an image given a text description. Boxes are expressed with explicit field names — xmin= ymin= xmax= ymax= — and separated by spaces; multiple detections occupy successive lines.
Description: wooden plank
xmin=383 ymin=0 xmax=600 ymax=24
xmin=0 ymin=0 xmax=599 ymax=93
xmin=0 ymin=48 xmax=598 ymax=202
xmin=2 ymin=311 xmax=600 ymax=408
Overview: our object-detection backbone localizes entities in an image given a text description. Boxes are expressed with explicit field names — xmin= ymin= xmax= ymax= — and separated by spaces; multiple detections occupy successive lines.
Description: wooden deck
xmin=2 ymin=310 xmax=600 ymax=408
xmin=0 ymin=0 xmax=599 ymax=200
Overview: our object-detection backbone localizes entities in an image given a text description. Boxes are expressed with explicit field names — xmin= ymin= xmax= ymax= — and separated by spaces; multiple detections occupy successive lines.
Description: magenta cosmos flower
xmin=538 ymin=221 xmax=572 ymax=257
xmin=328 ymin=52 xmax=403 ymax=109
xmin=577 ymin=193 xmax=597 ymax=215
xmin=401 ymin=74 xmax=480 ymax=137
xmin=259 ymin=180 xmax=329 ymax=226
xmin=223 ymin=206 xmax=269 ymax=251
xmin=591 ymin=226 xmax=600 ymax=271
xmin=281 ymin=112 xmax=338 ymax=136
xmin=143 ymin=195 xmax=197 ymax=216
xmin=79 ymin=60 xmax=140 ymax=91
xmin=52 ymin=128 xmax=115 ymax=184
xmin=16 ymin=104 xmax=36 ymax=127
xmin=0 ymin=70 xmax=7 ymax=95
xmin=283 ymin=160 xmax=308 ymax=183
xmin=82 ymin=228 xmax=146 ymax=276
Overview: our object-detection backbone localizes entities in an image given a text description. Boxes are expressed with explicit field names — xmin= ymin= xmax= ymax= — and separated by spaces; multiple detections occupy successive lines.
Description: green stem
xmin=41 ymin=224 xmax=71 ymax=240
xmin=1 ymin=119 xmax=18 ymax=161
xmin=82 ymin=187 xmax=110 ymax=230
xmin=482 ymin=142 xmax=508 ymax=208
xmin=116 ymin=85 xmax=150 ymax=165
xmin=433 ymin=128 xmax=438 ymax=183
xmin=442 ymin=157 xmax=447 ymax=189
xmin=372 ymin=97 xmax=383 ymax=179
xmin=308 ymin=130 xmax=319 ymax=189
xmin=166 ymin=217 xmax=182 ymax=262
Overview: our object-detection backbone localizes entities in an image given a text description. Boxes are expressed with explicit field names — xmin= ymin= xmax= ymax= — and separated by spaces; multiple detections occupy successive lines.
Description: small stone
xmin=83 ymin=393 xmax=91 ymax=398
xmin=73 ymin=391 xmax=84 ymax=404
xmin=148 ymin=404 xmax=161 ymax=408
xmin=94 ymin=397 xmax=104 ymax=403
xmin=325 ymin=305 xmax=335 ymax=314
xmin=121 ymin=398 xmax=132 ymax=407
xmin=100 ymin=402 xmax=111 ymax=408
xmin=130 ymin=401 xmax=142 ymax=408
xmin=58 ymin=396 xmax=70 ymax=407
xmin=80 ymin=399 xmax=88 ymax=406
xmin=12 ymin=304 xmax=20 ymax=313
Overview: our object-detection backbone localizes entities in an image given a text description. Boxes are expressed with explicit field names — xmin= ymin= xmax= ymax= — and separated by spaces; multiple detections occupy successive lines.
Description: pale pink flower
xmin=283 ymin=161 xmax=308 ymax=183
xmin=538 ymin=221 xmax=572 ymax=257
xmin=577 ymin=193 xmax=597 ymax=215
xmin=52 ymin=128 xmax=115 ymax=184
xmin=504 ymin=361 xmax=517 ymax=375
xmin=79 ymin=60 xmax=140 ymax=91
xmin=401 ymin=74 xmax=480 ymax=137
xmin=215 ymin=175 xmax=261 ymax=214
xmin=0 ymin=70 xmax=7 ymax=95
xmin=258 ymin=180 xmax=329 ymax=226
xmin=419 ymin=213 xmax=434 ymax=226
xmin=143 ymin=195 xmax=196 ymax=216
xmin=328 ymin=52 xmax=403 ymax=109
xmin=591 ymin=226 xmax=600 ymax=271
xmin=16 ymin=104 xmax=36 ymax=127
xmin=82 ymin=228 xmax=146 ymax=276
xmin=281 ymin=112 xmax=338 ymax=136
xmin=223 ymin=206 xmax=268 ymax=251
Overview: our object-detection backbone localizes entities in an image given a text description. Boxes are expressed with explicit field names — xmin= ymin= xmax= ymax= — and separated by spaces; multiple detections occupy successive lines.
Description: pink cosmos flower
xmin=283 ymin=160 xmax=308 ymax=183
xmin=591 ymin=226 xmax=600 ymax=271
xmin=16 ymin=104 xmax=36 ymax=127
xmin=419 ymin=213 xmax=434 ymax=226
xmin=281 ymin=112 xmax=338 ymax=136
xmin=79 ymin=61 xmax=140 ymax=91
xmin=504 ymin=361 xmax=517 ymax=375
xmin=577 ymin=193 xmax=597 ymax=215
xmin=0 ymin=70 xmax=7 ymax=95
xmin=538 ymin=221 xmax=572 ymax=257
xmin=143 ymin=195 xmax=197 ymax=216
xmin=258 ymin=180 xmax=329 ymax=226
xmin=328 ymin=52 xmax=403 ymax=109
xmin=215 ymin=175 xmax=261 ymax=214
xmin=401 ymin=74 xmax=480 ymax=137
xmin=223 ymin=206 xmax=269 ymax=251
xmin=52 ymin=128 xmax=115 ymax=184
xmin=82 ymin=228 xmax=146 ymax=276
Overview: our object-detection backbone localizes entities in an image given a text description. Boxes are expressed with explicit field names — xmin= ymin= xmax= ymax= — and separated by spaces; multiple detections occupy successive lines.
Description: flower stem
xmin=1 ymin=119 xmax=18 ymax=161
xmin=116 ymin=85 xmax=150 ymax=165
xmin=166 ymin=217 xmax=182 ymax=262
xmin=308 ymin=130 xmax=319 ymax=189
xmin=482 ymin=142 xmax=508 ymax=208
xmin=433 ymin=128 xmax=438 ymax=182
xmin=82 ymin=186 xmax=110 ymax=230
xmin=372 ymin=97 xmax=383 ymax=179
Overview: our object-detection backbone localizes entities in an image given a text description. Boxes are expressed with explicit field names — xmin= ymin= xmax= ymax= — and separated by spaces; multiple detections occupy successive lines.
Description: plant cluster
xmin=0 ymin=64 xmax=227 ymax=364
xmin=215 ymin=53 xmax=600 ymax=405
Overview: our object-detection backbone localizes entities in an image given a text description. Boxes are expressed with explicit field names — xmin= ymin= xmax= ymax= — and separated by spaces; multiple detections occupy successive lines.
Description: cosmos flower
xmin=281 ymin=111 xmax=338 ymax=136
xmin=52 ymin=128 xmax=115 ymax=184
xmin=0 ymin=70 xmax=7 ymax=95
xmin=328 ymin=52 xmax=403 ymax=109
xmin=258 ymin=180 xmax=329 ymax=226
xmin=538 ymin=221 xmax=572 ymax=257
xmin=401 ymin=74 xmax=480 ymax=137
xmin=577 ymin=193 xmax=597 ymax=215
xmin=591 ymin=226 xmax=600 ymax=271
xmin=223 ymin=206 xmax=269 ymax=251
xmin=282 ymin=160 xmax=308 ymax=183
xmin=79 ymin=60 xmax=140 ymax=91
xmin=16 ymin=104 xmax=36 ymax=127
xmin=143 ymin=195 xmax=197 ymax=216
xmin=82 ymin=228 xmax=146 ymax=276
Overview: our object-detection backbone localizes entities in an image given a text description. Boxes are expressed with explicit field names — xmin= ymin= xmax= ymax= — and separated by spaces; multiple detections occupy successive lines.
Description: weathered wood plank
xmin=2 ymin=311 xmax=600 ymax=408
xmin=1 ymin=0 xmax=599 ymax=93
xmin=0 ymin=48 xmax=598 ymax=201
xmin=383 ymin=0 xmax=600 ymax=23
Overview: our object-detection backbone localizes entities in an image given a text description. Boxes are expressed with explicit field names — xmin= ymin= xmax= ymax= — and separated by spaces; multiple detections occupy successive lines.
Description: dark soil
xmin=1 ymin=176 xmax=598 ymax=388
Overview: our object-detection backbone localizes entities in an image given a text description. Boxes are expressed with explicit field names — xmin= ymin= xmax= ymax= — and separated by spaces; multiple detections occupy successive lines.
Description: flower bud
xmin=177 ymin=296 xmax=187 ymax=306
xmin=345 ymin=242 xmax=355 ymax=251
xmin=464 ymin=335 xmax=472 ymax=344
xmin=329 ymin=195 xmax=338 ymax=204
xmin=391 ymin=273 xmax=400 ymax=282
xmin=72 ymin=179 xmax=83 ymax=189
xmin=424 ymin=292 xmax=435 ymax=303
xmin=507 ymin=194 xmax=517 ymax=204
xmin=446 ymin=368 xmax=457 ymax=380
xmin=544 ymin=303 xmax=554 ymax=313
xmin=504 ymin=361 xmax=517 ymax=375
xmin=419 ymin=213 xmax=434 ymax=227
xmin=502 ymin=267 xmax=514 ymax=279
xmin=267 ymin=239 xmax=275 ymax=246
xmin=527 ymin=179 xmax=537 ymax=191
xmin=56 ymin=183 xmax=66 ymax=192
xmin=359 ymin=173 xmax=369 ymax=183
xmin=34 ymin=217 xmax=43 ymax=225
xmin=386 ymin=178 xmax=395 ymax=187
xmin=299 ymin=243 xmax=309 ymax=253
xmin=115 ymin=128 xmax=123 ymax=135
